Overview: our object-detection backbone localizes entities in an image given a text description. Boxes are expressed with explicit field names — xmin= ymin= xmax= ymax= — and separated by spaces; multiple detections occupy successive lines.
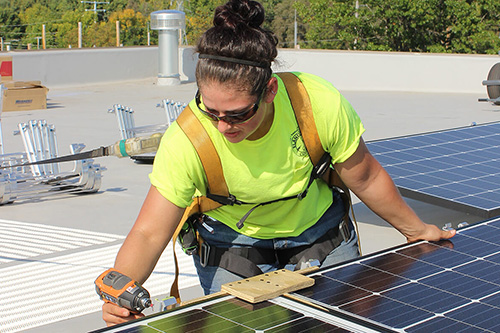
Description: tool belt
xmin=197 ymin=218 xmax=352 ymax=278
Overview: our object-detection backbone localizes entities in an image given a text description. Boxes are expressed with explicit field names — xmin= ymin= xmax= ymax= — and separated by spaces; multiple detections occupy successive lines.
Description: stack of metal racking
xmin=0 ymin=120 xmax=104 ymax=204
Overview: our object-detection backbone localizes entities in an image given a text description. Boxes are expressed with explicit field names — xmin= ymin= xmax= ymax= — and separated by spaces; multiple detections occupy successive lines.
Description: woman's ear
xmin=264 ymin=77 xmax=278 ymax=103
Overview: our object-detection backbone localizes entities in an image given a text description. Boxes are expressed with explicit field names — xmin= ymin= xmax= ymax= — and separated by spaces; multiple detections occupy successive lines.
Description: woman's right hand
xmin=102 ymin=302 xmax=144 ymax=327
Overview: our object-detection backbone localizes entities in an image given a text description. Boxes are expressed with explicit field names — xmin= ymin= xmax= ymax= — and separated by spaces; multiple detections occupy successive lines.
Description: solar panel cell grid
xmin=202 ymin=299 xmax=303 ymax=330
xmin=455 ymin=260 xmax=500 ymax=284
xmin=117 ymin=326 xmax=160 ymax=333
xmin=94 ymin=218 xmax=500 ymax=333
xmin=482 ymin=292 xmax=500 ymax=307
xmin=148 ymin=308 xmax=252 ymax=332
xmin=264 ymin=317 xmax=349 ymax=333
xmin=299 ymin=276 xmax=372 ymax=306
xmin=295 ymin=218 xmax=500 ymax=332
xmin=366 ymin=122 xmax=500 ymax=217
xmin=109 ymin=298 xmax=346 ymax=333
xmin=339 ymin=294 xmax=432 ymax=329
xmin=381 ymin=283 xmax=467 ymax=313
xmin=446 ymin=302 xmax=500 ymax=332
xmin=407 ymin=316 xmax=483 ymax=333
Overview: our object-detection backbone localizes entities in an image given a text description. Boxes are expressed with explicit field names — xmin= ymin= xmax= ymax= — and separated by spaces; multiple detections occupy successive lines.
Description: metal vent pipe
xmin=150 ymin=10 xmax=185 ymax=86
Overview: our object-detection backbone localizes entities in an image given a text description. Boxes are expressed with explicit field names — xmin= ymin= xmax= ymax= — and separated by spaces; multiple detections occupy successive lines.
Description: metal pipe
xmin=150 ymin=10 xmax=186 ymax=86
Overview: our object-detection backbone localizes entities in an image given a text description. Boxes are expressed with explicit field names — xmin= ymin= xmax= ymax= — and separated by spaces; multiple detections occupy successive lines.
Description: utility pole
xmin=81 ymin=1 xmax=109 ymax=23
xmin=78 ymin=22 xmax=83 ymax=48
xmin=175 ymin=0 xmax=184 ymax=11
xmin=294 ymin=9 xmax=297 ymax=48
xmin=42 ymin=25 xmax=46 ymax=49
xmin=147 ymin=22 xmax=150 ymax=46
xmin=116 ymin=21 xmax=120 ymax=47
xmin=354 ymin=1 xmax=360 ymax=48
xmin=35 ymin=37 xmax=42 ymax=49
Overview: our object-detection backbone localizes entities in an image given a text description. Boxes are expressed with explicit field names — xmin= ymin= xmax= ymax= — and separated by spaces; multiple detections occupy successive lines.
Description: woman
xmin=102 ymin=0 xmax=454 ymax=326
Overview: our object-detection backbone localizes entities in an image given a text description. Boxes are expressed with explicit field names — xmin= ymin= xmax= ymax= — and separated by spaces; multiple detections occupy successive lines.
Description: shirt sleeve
xmin=295 ymin=72 xmax=365 ymax=165
xmin=149 ymin=120 xmax=206 ymax=208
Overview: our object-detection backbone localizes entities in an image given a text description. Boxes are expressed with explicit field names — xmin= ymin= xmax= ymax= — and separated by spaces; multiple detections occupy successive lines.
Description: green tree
xmin=362 ymin=0 xmax=443 ymax=52
xmin=106 ymin=0 xmax=129 ymax=20
xmin=1 ymin=0 xmax=500 ymax=53
xmin=296 ymin=0 xmax=356 ymax=49
xmin=442 ymin=0 xmax=500 ymax=54
xmin=295 ymin=0 xmax=500 ymax=53
xmin=112 ymin=9 xmax=148 ymax=46
xmin=0 ymin=5 xmax=23 ymax=49
xmin=183 ymin=0 xmax=224 ymax=45
xmin=19 ymin=3 xmax=59 ymax=49
xmin=270 ymin=0 xmax=307 ymax=48
xmin=53 ymin=10 xmax=94 ymax=49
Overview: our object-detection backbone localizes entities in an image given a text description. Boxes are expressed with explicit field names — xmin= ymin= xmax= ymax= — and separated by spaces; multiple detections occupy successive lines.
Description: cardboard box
xmin=0 ymin=56 xmax=13 ymax=82
xmin=1 ymin=81 xmax=49 ymax=112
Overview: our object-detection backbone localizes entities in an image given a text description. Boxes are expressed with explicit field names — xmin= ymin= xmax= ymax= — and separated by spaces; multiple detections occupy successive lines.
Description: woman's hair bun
xmin=195 ymin=0 xmax=277 ymax=95
xmin=214 ymin=0 xmax=265 ymax=30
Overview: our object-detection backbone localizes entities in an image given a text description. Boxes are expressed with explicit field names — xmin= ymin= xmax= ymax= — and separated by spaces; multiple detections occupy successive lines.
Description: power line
xmin=0 ymin=19 xmax=66 ymax=29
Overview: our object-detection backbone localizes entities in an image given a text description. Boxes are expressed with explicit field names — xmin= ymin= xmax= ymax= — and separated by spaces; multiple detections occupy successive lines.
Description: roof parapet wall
xmin=4 ymin=46 xmax=499 ymax=93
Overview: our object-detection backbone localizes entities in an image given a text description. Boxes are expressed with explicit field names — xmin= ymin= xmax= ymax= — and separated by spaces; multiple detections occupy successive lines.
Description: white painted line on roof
xmin=0 ymin=219 xmax=124 ymax=264
xmin=0 ymin=238 xmax=199 ymax=332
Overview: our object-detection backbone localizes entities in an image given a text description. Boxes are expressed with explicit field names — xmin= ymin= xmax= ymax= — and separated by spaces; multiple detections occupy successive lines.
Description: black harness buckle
xmin=297 ymin=153 xmax=331 ymax=201
xmin=206 ymin=193 xmax=242 ymax=206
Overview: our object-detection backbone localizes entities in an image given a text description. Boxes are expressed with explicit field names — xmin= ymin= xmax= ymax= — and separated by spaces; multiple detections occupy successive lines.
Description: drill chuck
xmin=95 ymin=268 xmax=152 ymax=313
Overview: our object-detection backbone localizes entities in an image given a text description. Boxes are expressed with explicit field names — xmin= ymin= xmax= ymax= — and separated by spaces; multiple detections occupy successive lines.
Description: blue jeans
xmin=192 ymin=191 xmax=360 ymax=295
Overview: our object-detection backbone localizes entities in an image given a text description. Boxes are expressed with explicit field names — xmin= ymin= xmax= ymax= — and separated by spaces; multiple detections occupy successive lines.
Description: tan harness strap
xmin=170 ymin=106 xmax=227 ymax=304
xmin=177 ymin=105 xmax=229 ymax=198
xmin=277 ymin=72 xmax=324 ymax=166
xmin=278 ymin=73 xmax=359 ymax=253
xmin=278 ymin=73 xmax=352 ymax=202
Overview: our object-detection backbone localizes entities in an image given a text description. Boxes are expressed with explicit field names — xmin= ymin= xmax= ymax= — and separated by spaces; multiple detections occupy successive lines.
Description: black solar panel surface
xmin=365 ymin=122 xmax=500 ymax=217
xmin=296 ymin=217 xmax=500 ymax=332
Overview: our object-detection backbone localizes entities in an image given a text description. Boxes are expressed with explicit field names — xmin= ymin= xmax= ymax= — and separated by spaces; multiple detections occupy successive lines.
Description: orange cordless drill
xmin=95 ymin=268 xmax=152 ymax=314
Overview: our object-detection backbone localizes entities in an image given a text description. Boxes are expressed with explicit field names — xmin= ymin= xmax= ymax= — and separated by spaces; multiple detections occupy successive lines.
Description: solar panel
xmin=95 ymin=297 xmax=353 ymax=333
xmin=92 ymin=217 xmax=500 ymax=333
xmin=365 ymin=122 xmax=500 ymax=217
xmin=293 ymin=217 xmax=500 ymax=332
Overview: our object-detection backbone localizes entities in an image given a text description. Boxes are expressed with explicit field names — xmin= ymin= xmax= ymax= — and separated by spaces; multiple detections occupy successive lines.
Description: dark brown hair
xmin=195 ymin=0 xmax=278 ymax=96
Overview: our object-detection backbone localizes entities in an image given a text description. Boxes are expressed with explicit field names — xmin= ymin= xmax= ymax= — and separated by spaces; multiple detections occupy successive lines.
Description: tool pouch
xmin=176 ymin=214 xmax=199 ymax=255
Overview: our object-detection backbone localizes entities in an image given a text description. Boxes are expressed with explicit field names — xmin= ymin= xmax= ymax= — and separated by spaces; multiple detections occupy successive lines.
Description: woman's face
xmin=198 ymin=81 xmax=276 ymax=143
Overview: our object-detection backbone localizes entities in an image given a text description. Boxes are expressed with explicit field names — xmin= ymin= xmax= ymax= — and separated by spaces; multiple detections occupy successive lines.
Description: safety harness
xmin=168 ymin=72 xmax=358 ymax=303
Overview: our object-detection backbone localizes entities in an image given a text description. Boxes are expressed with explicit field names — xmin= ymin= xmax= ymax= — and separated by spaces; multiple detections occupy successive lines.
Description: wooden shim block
xmin=221 ymin=269 xmax=315 ymax=303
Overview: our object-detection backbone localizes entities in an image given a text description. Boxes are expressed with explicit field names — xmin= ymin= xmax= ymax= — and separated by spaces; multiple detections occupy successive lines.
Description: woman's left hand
xmin=405 ymin=223 xmax=456 ymax=243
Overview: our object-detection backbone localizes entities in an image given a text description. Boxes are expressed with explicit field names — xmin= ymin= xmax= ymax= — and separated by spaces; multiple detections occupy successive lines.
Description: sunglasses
xmin=195 ymin=90 xmax=263 ymax=125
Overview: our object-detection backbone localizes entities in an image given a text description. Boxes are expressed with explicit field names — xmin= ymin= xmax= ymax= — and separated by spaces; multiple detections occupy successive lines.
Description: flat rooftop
xmin=1 ymin=61 xmax=500 ymax=332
